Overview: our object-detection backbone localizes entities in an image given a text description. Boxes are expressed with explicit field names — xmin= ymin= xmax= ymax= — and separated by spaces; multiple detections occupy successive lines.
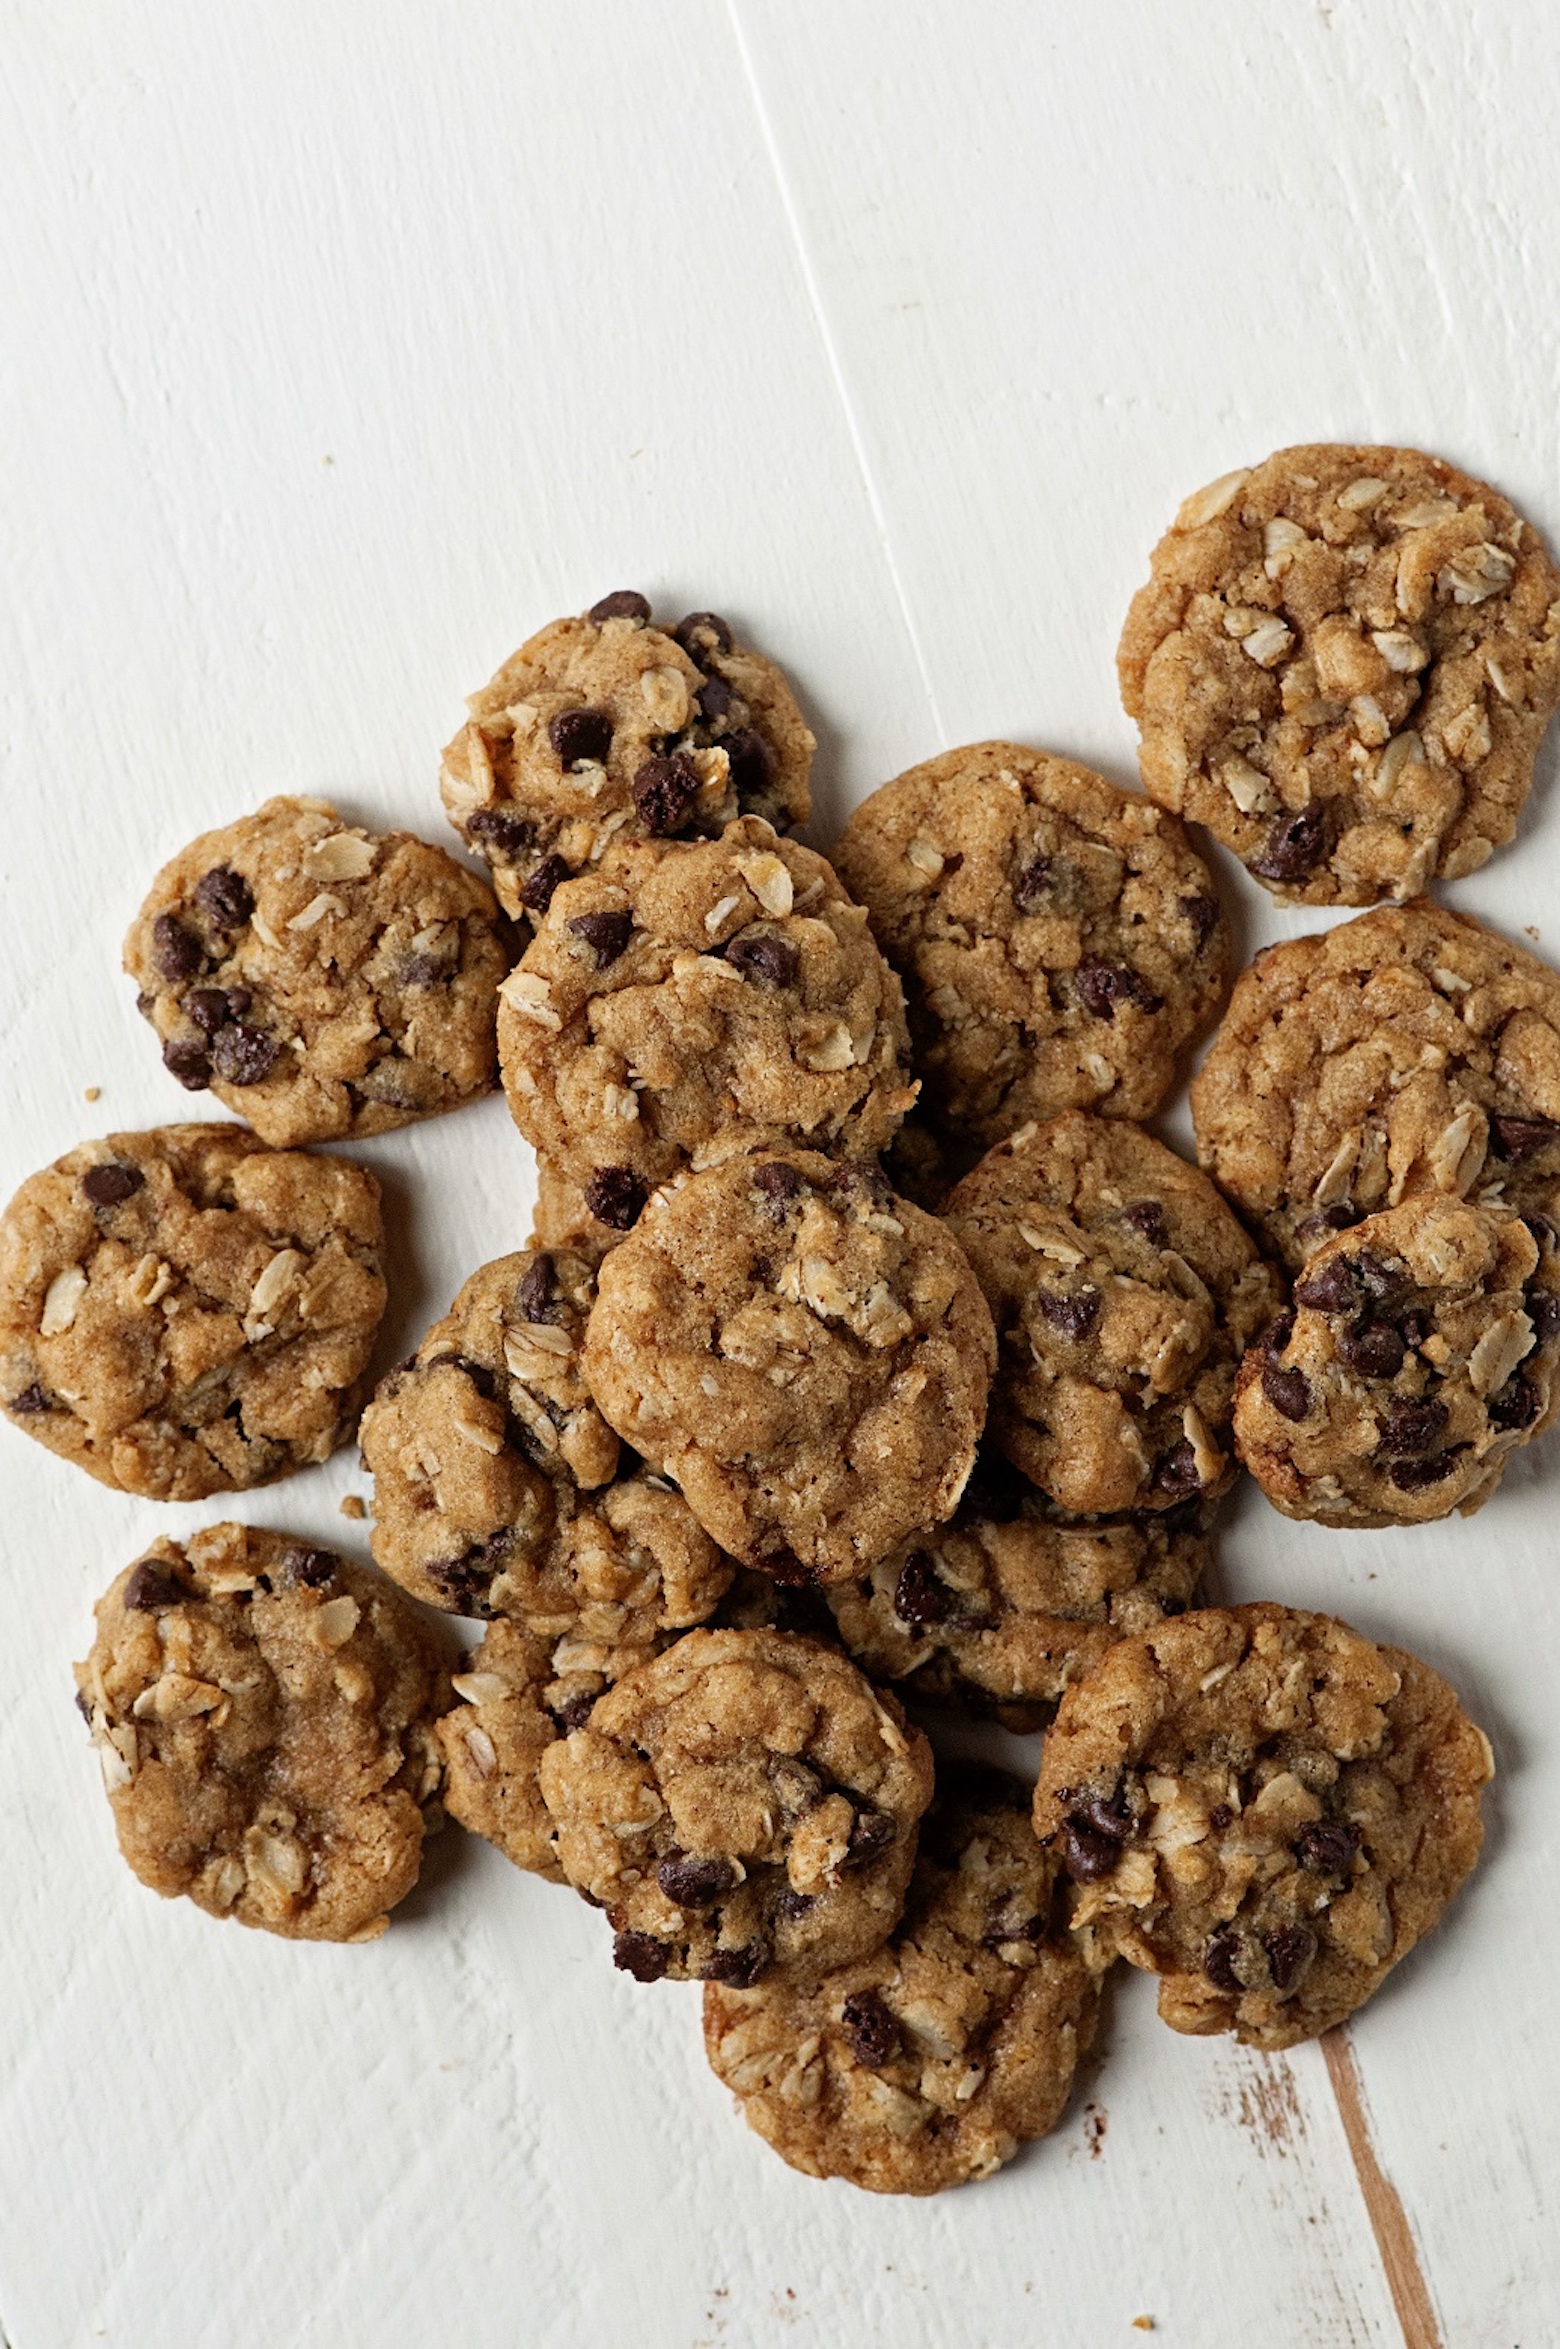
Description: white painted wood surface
xmin=1 ymin=4 xmax=1555 ymax=2342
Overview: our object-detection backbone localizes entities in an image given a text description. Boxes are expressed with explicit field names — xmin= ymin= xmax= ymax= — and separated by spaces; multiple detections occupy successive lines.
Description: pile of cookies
xmin=7 ymin=443 xmax=1560 ymax=2198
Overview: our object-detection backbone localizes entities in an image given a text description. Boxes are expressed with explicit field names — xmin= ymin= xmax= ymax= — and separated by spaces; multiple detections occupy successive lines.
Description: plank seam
xmin=1321 ymin=2028 xmax=1445 ymax=2349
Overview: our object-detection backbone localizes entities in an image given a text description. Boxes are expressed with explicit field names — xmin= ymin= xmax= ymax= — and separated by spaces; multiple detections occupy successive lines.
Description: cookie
xmin=437 ymin=1620 xmax=570 ymax=1881
xmin=1118 ymin=444 xmax=1560 ymax=905
xmin=0 ymin=1124 xmax=385 ymax=1500
xmin=530 ymin=1158 xmax=635 ymax=1264
xmin=75 ymin=1524 xmax=452 ymax=1941
xmin=440 ymin=596 xmax=814 ymax=927
xmin=834 ymin=742 xmax=1227 ymax=1149
xmin=1233 ymin=1200 xmax=1560 ymax=1526
xmin=537 ymin=1626 xmax=934 ymax=1986
xmin=1191 ymin=900 xmax=1560 ymax=1270
xmin=583 ymin=1151 xmax=996 ymax=1583
xmin=704 ymin=1769 xmax=1103 ymax=2194
xmin=1033 ymin=1603 xmax=1491 ymax=2048
xmin=125 ymin=796 xmax=510 ymax=1148
xmin=359 ymin=1245 xmax=619 ymax=1611
xmin=945 ymin=1114 xmax=1282 ymax=1516
xmin=497 ymin=818 xmax=914 ymax=1194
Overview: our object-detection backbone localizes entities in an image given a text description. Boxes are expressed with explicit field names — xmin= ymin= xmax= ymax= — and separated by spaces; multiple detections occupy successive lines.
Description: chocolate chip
xmin=981 ymin=1900 xmax=1047 ymax=1949
xmin=1492 ymin=1115 xmax=1560 ymax=1162
xmin=1386 ymin=1451 xmax=1458 ymax=1491
xmin=1181 ymin=893 xmax=1222 ymax=951
xmin=74 ymin=1687 xmax=93 ymax=1723
xmin=1208 ymin=1803 xmax=1234 ymax=1833
xmin=162 ymin=1038 xmax=212 ymax=1090
xmin=632 ymin=751 xmax=702 ymax=836
xmin=767 ymin=1755 xmax=824 ymax=1818
xmin=656 ymin=1850 xmax=738 ymax=1909
xmin=829 ymin=1159 xmax=894 ymax=1210
xmin=548 ymin=706 xmax=614 ymax=769
xmin=1378 ymin=1397 xmax=1449 ymax=1454
xmin=1151 ymin=1439 xmax=1202 ymax=1498
xmin=467 ymin=808 xmax=536 ymax=860
xmin=152 ymin=913 xmax=204 ymax=982
xmin=1489 ymin=1377 xmax=1542 ymax=1432
xmin=674 ymin=611 xmax=735 ymax=661
xmin=589 ymin=590 xmax=651 ymax=625
xmin=1523 ymin=1213 xmax=1558 ymax=1252
xmin=1258 ymin=1310 xmax=1296 ymax=1357
xmin=840 ymin=1990 xmax=900 ymax=2068
xmin=1296 ymin=1205 xmax=1358 ymax=1251
xmin=1261 ymin=1361 xmax=1312 ymax=1421
xmin=1073 ymin=1790 xmax=1133 ymax=1843
xmin=518 ymin=853 xmax=571 ymax=913
xmin=1121 ymin=1201 xmax=1168 ymax=1248
xmin=775 ymin=1888 xmax=815 ymax=1921
xmin=186 ymin=987 xmax=236 ymax=1035
xmin=517 ymin=1253 xmax=557 ymax=1323
xmin=124 ymin=1561 xmax=182 ymax=1611
xmin=426 ymin=1550 xmax=497 ymax=1615
xmin=695 ymin=672 xmax=733 ymax=723
xmin=893 ymin=1552 xmax=951 ymax=1626
xmin=1202 ymin=1924 xmax=1245 ymax=1992
xmin=1353 ymin=1252 xmax=1407 ymax=1306
xmin=1526 ymin=1289 xmax=1560 ymax=1347
xmin=1012 ymin=855 xmax=1052 ymax=911
xmin=568 ymin=909 xmax=634 ymax=968
xmin=194 ymin=866 xmax=254 ymax=930
xmin=1036 ymin=1287 xmax=1101 ymax=1343
xmin=1338 ymin=1319 xmax=1406 ymax=1379
xmin=584 ymin=1165 xmax=646 ymax=1231
xmin=723 ymin=727 xmax=773 ymax=807
xmin=552 ymin=1692 xmax=597 ymax=1733
xmin=1293 ymin=1818 xmax=1362 ymax=1875
xmin=1263 ymin=1922 xmax=1317 ymax=1993
xmin=753 ymin=1160 xmax=806 ymax=1218
xmin=845 ymin=1809 xmax=896 ymax=1867
xmin=1400 ymin=1308 xmax=1430 ymax=1350
xmin=81 ymin=1163 xmax=144 ymax=1208
xmin=1060 ymin=1816 xmax=1120 ymax=1883
xmin=1073 ymin=959 xmax=1163 ymax=1020
xmin=6 ymin=1383 xmax=50 ymax=1414
xmin=399 ymin=954 xmax=449 ymax=989
xmin=1250 ymin=805 xmax=1329 ymax=884
xmin=1293 ymin=1257 xmax=1360 ymax=1313
xmin=278 ymin=1545 xmax=338 ymax=1589
xmin=725 ymin=933 xmax=800 ymax=988
xmin=701 ymin=1943 xmax=769 ymax=1988
xmin=612 ymin=1929 xmax=669 ymax=1981
xmin=210 ymin=1023 xmax=279 ymax=1087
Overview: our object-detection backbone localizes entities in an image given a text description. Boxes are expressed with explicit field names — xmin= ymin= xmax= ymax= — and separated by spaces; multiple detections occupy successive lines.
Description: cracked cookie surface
xmin=1033 ymin=1603 xmax=1491 ymax=2049
xmin=497 ymin=818 xmax=914 ymax=1195
xmin=125 ymin=795 xmax=510 ymax=1147
xmin=538 ymin=1626 xmax=933 ymax=1986
xmin=1118 ymin=443 xmax=1560 ymax=906
xmin=583 ymin=1150 xmax=995 ymax=1583
xmin=834 ymin=741 xmax=1227 ymax=1150
xmin=945 ymin=1114 xmax=1281 ymax=1516
xmin=76 ymin=1523 xmax=452 ymax=1941
xmin=1233 ymin=1199 xmax=1560 ymax=1526
xmin=1 ymin=1124 xmax=385 ymax=1500
xmin=441 ymin=595 xmax=813 ymax=927
xmin=704 ymin=1769 xmax=1103 ymax=2194
xmin=1191 ymin=900 xmax=1560 ymax=1270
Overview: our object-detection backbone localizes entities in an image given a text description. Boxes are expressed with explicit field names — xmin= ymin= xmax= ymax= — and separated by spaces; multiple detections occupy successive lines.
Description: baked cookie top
xmin=497 ymin=818 xmax=915 ymax=1195
xmin=1118 ymin=443 xmax=1560 ymax=906
xmin=1191 ymin=900 xmax=1560 ymax=1269
xmin=1033 ymin=1603 xmax=1491 ymax=2049
xmin=833 ymin=742 xmax=1227 ymax=1148
xmin=440 ymin=595 xmax=814 ymax=926
xmin=945 ymin=1114 xmax=1281 ymax=1517
xmin=583 ymin=1150 xmax=996 ymax=1584
xmin=1233 ymin=1200 xmax=1560 ymax=1527
xmin=125 ymin=795 xmax=510 ymax=1148
xmin=704 ymin=1769 xmax=1103 ymax=2195
xmin=538 ymin=1626 xmax=933 ymax=1987
xmin=437 ymin=1619 xmax=572 ymax=1883
xmin=0 ymin=1124 xmax=384 ymax=1501
xmin=75 ymin=1524 xmax=451 ymax=1942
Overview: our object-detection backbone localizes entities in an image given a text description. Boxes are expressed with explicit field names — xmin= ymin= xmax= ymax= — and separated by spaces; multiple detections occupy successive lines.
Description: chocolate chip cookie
xmin=703 ymin=1769 xmax=1103 ymax=2194
xmin=1118 ymin=444 xmax=1560 ymax=905
xmin=75 ymin=1524 xmax=452 ymax=1941
xmin=1 ymin=1125 xmax=385 ymax=1499
xmin=834 ymin=742 xmax=1227 ymax=1149
xmin=538 ymin=1626 xmax=933 ymax=1986
xmin=1033 ymin=1603 xmax=1491 ymax=2048
xmin=437 ymin=1620 xmax=570 ymax=1881
xmin=497 ymin=818 xmax=915 ymax=1194
xmin=1233 ymin=1200 xmax=1560 ymax=1526
xmin=530 ymin=1158 xmax=637 ymax=1262
xmin=1191 ymin=899 xmax=1560 ymax=1269
xmin=945 ymin=1114 xmax=1282 ymax=1517
xmin=583 ymin=1151 xmax=996 ymax=1583
xmin=125 ymin=795 xmax=511 ymax=1147
xmin=440 ymin=596 xmax=814 ymax=927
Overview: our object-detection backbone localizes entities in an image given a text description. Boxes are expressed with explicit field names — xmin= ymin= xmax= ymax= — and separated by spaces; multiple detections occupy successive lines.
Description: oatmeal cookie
xmin=437 ymin=1620 xmax=570 ymax=1881
xmin=945 ymin=1114 xmax=1281 ymax=1516
xmin=704 ymin=1769 xmax=1102 ymax=2194
xmin=1118 ymin=444 xmax=1560 ymax=905
xmin=441 ymin=596 xmax=814 ymax=926
xmin=834 ymin=742 xmax=1227 ymax=1148
xmin=538 ymin=1626 xmax=934 ymax=1986
xmin=1233 ymin=1200 xmax=1560 ymax=1526
xmin=125 ymin=796 xmax=511 ymax=1147
xmin=1033 ymin=1603 xmax=1491 ymax=2048
xmin=75 ymin=1524 xmax=452 ymax=1941
xmin=530 ymin=1158 xmax=634 ymax=1263
xmin=583 ymin=1151 xmax=996 ymax=1583
xmin=497 ymin=818 xmax=914 ymax=1193
xmin=0 ymin=1124 xmax=384 ymax=1500
xmin=1192 ymin=900 xmax=1560 ymax=1269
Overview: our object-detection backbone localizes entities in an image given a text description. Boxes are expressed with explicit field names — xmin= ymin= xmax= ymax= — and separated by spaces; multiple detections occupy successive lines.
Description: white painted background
xmin=2 ymin=5 xmax=1557 ymax=2343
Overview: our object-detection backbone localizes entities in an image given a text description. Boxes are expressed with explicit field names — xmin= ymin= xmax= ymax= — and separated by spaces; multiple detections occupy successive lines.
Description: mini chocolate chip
xmin=1262 ymin=1361 xmax=1313 ymax=1421
xmin=1295 ymin=1206 xmax=1358 ymax=1250
xmin=584 ymin=1166 xmax=646 ymax=1231
xmin=194 ymin=866 xmax=254 ymax=930
xmin=725 ymin=933 xmax=800 ymax=988
xmin=1250 ymin=805 xmax=1329 ymax=884
xmin=845 ymin=1809 xmax=896 ymax=1867
xmin=1012 ymin=855 xmax=1052 ymax=911
xmin=1181 ymin=893 xmax=1222 ymax=951
xmin=1121 ymin=1200 xmax=1168 ymax=1248
xmin=1259 ymin=1310 xmax=1296 ymax=1357
xmin=1073 ymin=1790 xmax=1133 ymax=1843
xmin=74 ymin=1687 xmax=93 ymax=1723
xmin=399 ymin=954 xmax=449 ymax=989
xmin=278 ymin=1545 xmax=338 ymax=1589
xmin=829 ymin=1159 xmax=894 ymax=1210
xmin=185 ymin=987 xmax=235 ymax=1035
xmin=1338 ymin=1319 xmax=1406 ymax=1379
xmin=775 ymin=1888 xmax=815 ymax=1921
xmin=517 ymin=1253 xmax=557 ymax=1323
xmin=1264 ymin=1922 xmax=1317 ymax=1993
xmin=632 ymin=751 xmax=702 ymax=836
xmin=613 ymin=1929 xmax=670 ymax=1981
xmin=1060 ymin=1816 xmax=1120 ymax=1883
xmin=81 ymin=1162 xmax=144 ymax=1208
xmin=1400 ymin=1308 xmax=1430 ymax=1349
xmin=840 ymin=1990 xmax=900 ymax=2069
xmin=753 ymin=1160 xmax=806 ymax=1218
xmin=426 ymin=1551 xmax=496 ymax=1615
xmin=1386 ymin=1451 xmax=1458 ymax=1491
xmin=1526 ymin=1289 xmax=1560 ymax=1347
xmin=1293 ymin=1258 xmax=1360 ymax=1313
xmin=701 ymin=1944 xmax=769 ymax=1988
xmin=162 ymin=1037 xmax=212 ymax=1090
xmin=467 ymin=808 xmax=536 ymax=859
xmin=6 ymin=1383 xmax=50 ymax=1415
xmin=568 ymin=909 xmax=634 ymax=968
xmin=552 ymin=1692 xmax=597 ymax=1733
xmin=723 ymin=727 xmax=773 ymax=806
xmin=1152 ymin=1439 xmax=1201 ymax=1498
xmin=757 ymin=1545 xmax=819 ymax=1589
xmin=1208 ymin=1803 xmax=1234 ymax=1833
xmin=211 ymin=1023 xmax=279 ymax=1087
xmin=519 ymin=853 xmax=572 ymax=913
xmin=589 ymin=590 xmax=652 ymax=626
xmin=1489 ymin=1376 xmax=1542 ymax=1432
xmin=674 ymin=610 xmax=735 ymax=661
xmin=549 ymin=707 xmax=614 ymax=768
xmin=1353 ymin=1251 xmax=1407 ymax=1305
xmin=893 ymin=1552 xmax=951 ymax=1626
xmin=1202 ymin=1924 xmax=1245 ymax=1992
xmin=1073 ymin=959 xmax=1163 ymax=1020
xmin=1036 ymin=1287 xmax=1101 ymax=1343
xmin=695 ymin=672 xmax=733 ymax=723
xmin=1293 ymin=1818 xmax=1362 ymax=1875
xmin=136 ymin=990 xmax=155 ymax=1017
xmin=124 ymin=1561 xmax=182 ymax=1611
xmin=1379 ymin=1397 xmax=1449 ymax=1454
xmin=656 ymin=1850 xmax=738 ymax=1909
xmin=981 ymin=1900 xmax=1047 ymax=1949
xmin=152 ymin=913 xmax=204 ymax=982
xmin=1523 ymin=1213 xmax=1559 ymax=1251
xmin=1492 ymin=1114 xmax=1560 ymax=1162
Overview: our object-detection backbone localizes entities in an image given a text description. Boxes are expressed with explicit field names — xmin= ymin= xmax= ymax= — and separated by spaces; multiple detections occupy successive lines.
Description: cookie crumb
xmin=339 ymin=1493 xmax=367 ymax=1521
xmin=84 ymin=1086 xmax=101 ymax=1102
xmin=1131 ymin=2321 xmax=1156 ymax=2334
